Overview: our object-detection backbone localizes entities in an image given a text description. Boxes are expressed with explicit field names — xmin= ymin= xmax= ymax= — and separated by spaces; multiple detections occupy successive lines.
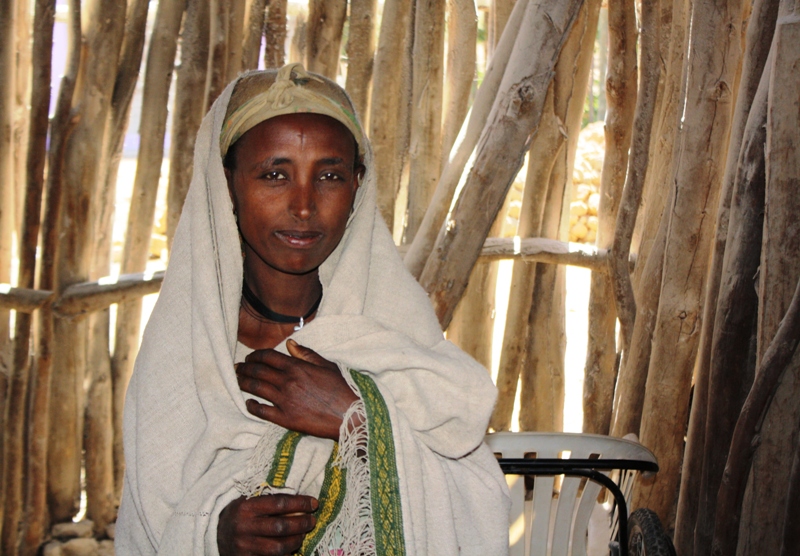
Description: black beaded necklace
xmin=242 ymin=279 xmax=322 ymax=330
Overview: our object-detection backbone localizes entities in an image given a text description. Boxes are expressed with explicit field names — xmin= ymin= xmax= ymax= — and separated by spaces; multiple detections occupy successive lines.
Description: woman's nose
xmin=289 ymin=181 xmax=316 ymax=220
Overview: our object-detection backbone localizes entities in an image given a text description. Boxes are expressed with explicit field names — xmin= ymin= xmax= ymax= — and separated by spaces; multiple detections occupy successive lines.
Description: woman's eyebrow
xmin=319 ymin=157 xmax=346 ymax=166
xmin=254 ymin=156 xmax=291 ymax=170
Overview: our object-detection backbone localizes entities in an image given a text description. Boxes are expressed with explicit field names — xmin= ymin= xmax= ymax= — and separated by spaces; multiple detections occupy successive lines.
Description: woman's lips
xmin=275 ymin=230 xmax=323 ymax=247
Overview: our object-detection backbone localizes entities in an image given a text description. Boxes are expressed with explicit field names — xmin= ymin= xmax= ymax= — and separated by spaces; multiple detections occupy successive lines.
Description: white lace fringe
xmin=313 ymin=397 xmax=376 ymax=555
xmin=235 ymin=370 xmax=378 ymax=555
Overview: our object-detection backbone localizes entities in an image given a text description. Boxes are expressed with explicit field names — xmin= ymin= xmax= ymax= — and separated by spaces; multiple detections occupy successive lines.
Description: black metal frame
xmin=496 ymin=458 xmax=660 ymax=556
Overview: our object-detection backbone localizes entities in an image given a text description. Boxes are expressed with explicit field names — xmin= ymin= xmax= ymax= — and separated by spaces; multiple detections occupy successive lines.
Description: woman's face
xmin=225 ymin=113 xmax=362 ymax=278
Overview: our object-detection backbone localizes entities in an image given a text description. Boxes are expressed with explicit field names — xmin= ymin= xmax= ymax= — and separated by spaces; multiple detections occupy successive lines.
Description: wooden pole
xmin=263 ymin=0 xmax=288 ymax=69
xmin=48 ymin=0 xmax=126 ymax=523
xmin=692 ymin=59 xmax=769 ymax=556
xmin=489 ymin=86 xmax=563 ymax=431
xmin=19 ymin=3 xmax=80 ymax=549
xmin=0 ymin=0 xmax=15 ymax=354
xmin=404 ymin=0 xmax=527 ymax=276
xmin=3 ymin=0 xmax=54 ymax=551
xmin=168 ymin=0 xmax=210 ymax=248
xmin=607 ymin=0 xmax=660 ymax=355
xmin=404 ymin=0 xmax=447 ymax=244
xmin=733 ymin=12 xmax=800 ymax=554
xmin=518 ymin=0 xmax=601 ymax=432
xmin=306 ymin=0 xmax=347 ymax=78
xmin=711 ymin=276 xmax=800 ymax=556
xmin=674 ymin=0 xmax=779 ymax=552
xmin=418 ymin=0 xmax=585 ymax=329
xmin=633 ymin=0 xmax=745 ymax=525
xmin=610 ymin=0 xmax=689 ymax=440
xmin=226 ymin=0 xmax=246 ymax=82
xmin=111 ymin=0 xmax=184 ymax=508
xmin=345 ymin=0 xmax=378 ymax=123
xmin=369 ymin=0 xmax=415 ymax=229
xmin=582 ymin=0 xmax=637 ymax=435
xmin=440 ymin=0 xmax=477 ymax=165
xmin=242 ymin=0 xmax=269 ymax=71
xmin=488 ymin=0 xmax=515 ymax=60
xmin=206 ymin=0 xmax=231 ymax=108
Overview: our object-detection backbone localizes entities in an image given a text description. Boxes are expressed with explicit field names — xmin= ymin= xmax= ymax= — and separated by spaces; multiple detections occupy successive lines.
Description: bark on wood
xmin=13 ymin=0 xmax=31 ymax=245
xmin=2 ymin=0 xmax=54 ymax=549
xmin=489 ymin=0 xmax=515 ymax=59
xmin=734 ymin=15 xmax=800 ymax=554
xmin=56 ymin=271 xmax=165 ymax=317
xmin=675 ymin=1 xmax=779 ymax=551
xmin=242 ymin=0 xmax=269 ymax=70
xmin=345 ymin=0 xmax=378 ymax=122
xmin=440 ymin=0 xmax=477 ymax=164
xmin=490 ymin=84 xmax=563 ymax=431
xmin=369 ymin=0 xmax=415 ymax=229
xmin=610 ymin=0 xmax=689 ymax=440
xmin=306 ymin=0 xmax=347 ymax=78
xmin=92 ymin=0 xmax=152 ymax=506
xmin=264 ymin=0 xmax=288 ymax=69
xmin=84 ymin=310 xmax=115 ymax=534
xmin=418 ymin=0 xmax=585 ymax=329
xmin=780 ymin=426 xmax=800 ymax=556
xmin=206 ymin=0 xmax=231 ymax=108
xmin=519 ymin=171 xmax=568 ymax=432
xmin=20 ymin=3 xmax=80 ymax=547
xmin=582 ymin=0 xmax=636 ymax=435
xmin=446 ymin=200 xmax=507 ymax=372
xmin=48 ymin=0 xmax=126 ymax=523
xmin=288 ymin=9 xmax=307 ymax=65
xmin=688 ymin=60 xmax=769 ymax=556
xmin=630 ymin=0 xmax=689 ymax=292
xmin=111 ymin=0 xmax=183 ymax=505
xmin=405 ymin=0 xmax=447 ymax=244
xmin=226 ymin=0 xmax=246 ymax=82
xmin=633 ymin=0 xmax=745 ymax=525
xmin=518 ymin=0 xmax=601 ymax=432
xmin=168 ymin=0 xmax=211 ymax=248
xmin=711 ymin=279 xmax=800 ymax=556
xmin=404 ymin=0 xmax=528 ymax=276
xmin=0 ymin=0 xmax=15 ymax=352
xmin=0 ymin=287 xmax=52 ymax=312
xmin=607 ymin=0 xmax=660 ymax=355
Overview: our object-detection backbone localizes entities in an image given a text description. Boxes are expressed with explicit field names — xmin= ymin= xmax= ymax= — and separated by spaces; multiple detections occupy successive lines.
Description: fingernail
xmin=234 ymin=363 xmax=240 ymax=372
xmin=311 ymin=498 xmax=319 ymax=511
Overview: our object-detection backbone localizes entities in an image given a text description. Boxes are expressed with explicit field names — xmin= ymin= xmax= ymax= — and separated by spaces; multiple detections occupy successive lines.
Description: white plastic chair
xmin=485 ymin=432 xmax=658 ymax=556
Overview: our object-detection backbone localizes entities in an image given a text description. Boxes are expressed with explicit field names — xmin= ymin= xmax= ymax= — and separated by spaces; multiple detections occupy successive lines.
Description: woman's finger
xmin=285 ymin=339 xmax=328 ymax=366
xmin=237 ymin=366 xmax=284 ymax=397
xmin=246 ymin=494 xmax=319 ymax=516
xmin=245 ymin=398 xmax=284 ymax=422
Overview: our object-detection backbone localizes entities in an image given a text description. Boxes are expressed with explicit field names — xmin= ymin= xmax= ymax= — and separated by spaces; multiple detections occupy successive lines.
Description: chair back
xmin=485 ymin=432 xmax=657 ymax=556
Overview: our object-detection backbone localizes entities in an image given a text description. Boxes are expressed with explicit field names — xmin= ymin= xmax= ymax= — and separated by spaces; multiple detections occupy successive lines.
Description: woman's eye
xmin=320 ymin=172 xmax=343 ymax=181
xmin=262 ymin=171 xmax=286 ymax=180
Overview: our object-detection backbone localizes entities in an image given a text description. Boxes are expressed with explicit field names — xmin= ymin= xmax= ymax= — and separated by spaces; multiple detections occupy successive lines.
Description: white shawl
xmin=116 ymin=73 xmax=510 ymax=555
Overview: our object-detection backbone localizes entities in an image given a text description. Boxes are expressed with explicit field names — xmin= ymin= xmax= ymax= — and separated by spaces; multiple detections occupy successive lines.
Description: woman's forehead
xmin=235 ymin=113 xmax=359 ymax=162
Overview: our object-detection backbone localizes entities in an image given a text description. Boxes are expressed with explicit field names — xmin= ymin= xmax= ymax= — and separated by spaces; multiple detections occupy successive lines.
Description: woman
xmin=116 ymin=63 xmax=510 ymax=555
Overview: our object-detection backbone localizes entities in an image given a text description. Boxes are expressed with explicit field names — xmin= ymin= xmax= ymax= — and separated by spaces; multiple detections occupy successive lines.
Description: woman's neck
xmin=243 ymin=260 xmax=322 ymax=319
xmin=238 ymin=260 xmax=322 ymax=351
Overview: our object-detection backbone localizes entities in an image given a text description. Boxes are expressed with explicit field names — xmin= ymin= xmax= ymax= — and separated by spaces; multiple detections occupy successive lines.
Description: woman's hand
xmin=217 ymin=494 xmax=318 ymax=556
xmin=236 ymin=339 xmax=359 ymax=440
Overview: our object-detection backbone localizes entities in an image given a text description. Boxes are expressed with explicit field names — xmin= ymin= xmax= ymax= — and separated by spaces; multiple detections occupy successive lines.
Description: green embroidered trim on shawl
xmin=267 ymin=430 xmax=302 ymax=488
xmin=300 ymin=444 xmax=347 ymax=554
xmin=350 ymin=370 xmax=406 ymax=556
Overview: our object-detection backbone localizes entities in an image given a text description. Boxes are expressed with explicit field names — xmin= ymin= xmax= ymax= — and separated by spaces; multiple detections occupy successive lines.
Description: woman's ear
xmin=355 ymin=165 xmax=366 ymax=189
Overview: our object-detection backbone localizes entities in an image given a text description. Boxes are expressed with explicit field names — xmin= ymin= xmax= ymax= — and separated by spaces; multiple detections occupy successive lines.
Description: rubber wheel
xmin=627 ymin=508 xmax=677 ymax=556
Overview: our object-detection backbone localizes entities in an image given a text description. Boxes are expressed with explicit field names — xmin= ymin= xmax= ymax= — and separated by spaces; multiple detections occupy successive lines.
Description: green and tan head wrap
xmin=220 ymin=63 xmax=365 ymax=159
